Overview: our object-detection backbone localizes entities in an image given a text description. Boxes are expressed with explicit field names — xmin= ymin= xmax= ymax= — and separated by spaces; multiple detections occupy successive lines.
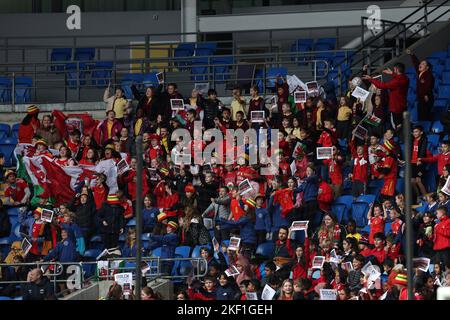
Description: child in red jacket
xmin=367 ymin=203 xmax=387 ymax=244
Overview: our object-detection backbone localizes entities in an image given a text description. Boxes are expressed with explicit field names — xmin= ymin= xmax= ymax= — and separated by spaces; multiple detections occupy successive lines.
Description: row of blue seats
xmin=0 ymin=136 xmax=18 ymax=167
xmin=0 ymin=76 xmax=33 ymax=103
xmin=50 ymin=48 xmax=96 ymax=71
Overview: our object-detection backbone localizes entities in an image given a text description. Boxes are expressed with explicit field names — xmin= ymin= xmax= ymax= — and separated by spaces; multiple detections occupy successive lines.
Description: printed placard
xmin=190 ymin=165 xmax=200 ymax=176
xmin=261 ymin=284 xmax=276 ymax=300
xmin=97 ymin=260 xmax=109 ymax=277
xmin=413 ymin=257 xmax=431 ymax=272
xmin=174 ymin=152 xmax=191 ymax=166
xmin=246 ymin=292 xmax=258 ymax=300
xmin=224 ymin=265 xmax=239 ymax=277
xmin=228 ymin=237 xmax=241 ymax=251
xmin=441 ymin=176 xmax=450 ymax=196
xmin=149 ymin=168 xmax=159 ymax=181
xmin=212 ymin=237 xmax=219 ymax=252
xmin=316 ymin=147 xmax=333 ymax=160
xmin=156 ymin=72 xmax=164 ymax=84
xmin=312 ymin=256 xmax=325 ymax=269
xmin=342 ymin=261 xmax=354 ymax=272
xmin=238 ymin=179 xmax=254 ymax=196
xmin=114 ymin=272 xmax=133 ymax=296
xmin=268 ymin=95 xmax=278 ymax=110
xmin=170 ymin=99 xmax=184 ymax=111
xmin=194 ymin=83 xmax=209 ymax=95
xmin=41 ymin=209 xmax=54 ymax=223
xmin=251 ymin=110 xmax=265 ymax=123
xmin=320 ymin=289 xmax=337 ymax=300
xmin=361 ymin=261 xmax=373 ymax=276
xmin=116 ymin=158 xmax=130 ymax=175
xmin=305 ymin=81 xmax=319 ymax=95
xmin=203 ymin=218 xmax=214 ymax=230
xmin=290 ymin=160 xmax=297 ymax=176
xmin=353 ymin=124 xmax=368 ymax=140
xmin=294 ymin=90 xmax=307 ymax=103
xmin=21 ymin=237 xmax=32 ymax=256
xmin=351 ymin=86 xmax=370 ymax=102
xmin=290 ymin=221 xmax=309 ymax=232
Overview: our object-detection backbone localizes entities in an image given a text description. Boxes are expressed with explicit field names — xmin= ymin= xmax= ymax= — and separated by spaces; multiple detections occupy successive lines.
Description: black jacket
xmin=21 ymin=277 xmax=56 ymax=300
xmin=131 ymin=84 xmax=163 ymax=122
xmin=69 ymin=191 xmax=96 ymax=230
xmin=196 ymin=182 xmax=219 ymax=214
xmin=0 ymin=207 xmax=11 ymax=238
xmin=97 ymin=203 xmax=125 ymax=234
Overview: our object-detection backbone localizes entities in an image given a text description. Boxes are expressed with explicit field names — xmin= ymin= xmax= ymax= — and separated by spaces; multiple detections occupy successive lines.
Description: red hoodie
xmin=433 ymin=216 xmax=450 ymax=250
xmin=317 ymin=181 xmax=333 ymax=212
xmin=368 ymin=73 xmax=409 ymax=114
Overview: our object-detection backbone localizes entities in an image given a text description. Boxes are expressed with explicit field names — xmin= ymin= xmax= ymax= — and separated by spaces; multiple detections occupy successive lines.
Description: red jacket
xmin=154 ymin=182 xmax=180 ymax=217
xmin=98 ymin=119 xmax=124 ymax=145
xmin=411 ymin=54 xmax=435 ymax=100
xmin=433 ymin=216 xmax=450 ymax=251
xmin=352 ymin=156 xmax=369 ymax=183
xmin=317 ymin=129 xmax=336 ymax=147
xmin=18 ymin=118 xmax=40 ymax=144
xmin=368 ymin=73 xmax=409 ymax=114
xmin=317 ymin=181 xmax=333 ymax=212
xmin=292 ymin=237 xmax=310 ymax=280
xmin=421 ymin=152 xmax=450 ymax=175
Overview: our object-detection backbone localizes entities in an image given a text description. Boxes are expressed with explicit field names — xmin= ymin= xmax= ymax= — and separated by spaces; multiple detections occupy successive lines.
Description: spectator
xmin=97 ymin=194 xmax=125 ymax=249
xmin=433 ymin=206 xmax=450 ymax=266
xmin=21 ymin=268 xmax=56 ymax=300
xmin=18 ymin=105 xmax=40 ymax=144
xmin=36 ymin=115 xmax=62 ymax=148
xmin=103 ymin=84 xmax=129 ymax=120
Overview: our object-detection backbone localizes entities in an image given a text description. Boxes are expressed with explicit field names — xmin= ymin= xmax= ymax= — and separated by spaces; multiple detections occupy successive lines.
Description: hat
xmin=27 ymin=105 xmax=39 ymax=115
xmin=244 ymin=198 xmax=256 ymax=209
xmin=159 ymin=167 xmax=169 ymax=176
xmin=5 ymin=170 xmax=16 ymax=178
xmin=105 ymin=144 xmax=115 ymax=151
xmin=35 ymin=139 xmax=48 ymax=147
xmin=393 ymin=273 xmax=408 ymax=286
xmin=149 ymin=134 xmax=160 ymax=141
xmin=382 ymin=140 xmax=394 ymax=153
xmin=359 ymin=235 xmax=369 ymax=245
xmin=167 ymin=221 xmax=178 ymax=231
xmin=157 ymin=212 xmax=168 ymax=222
xmin=33 ymin=207 xmax=43 ymax=216
xmin=184 ymin=184 xmax=196 ymax=193
xmin=107 ymin=194 xmax=120 ymax=205
xmin=80 ymin=190 xmax=89 ymax=197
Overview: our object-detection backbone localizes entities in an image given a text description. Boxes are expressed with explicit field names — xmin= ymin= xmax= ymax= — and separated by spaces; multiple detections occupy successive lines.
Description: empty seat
xmin=351 ymin=201 xmax=369 ymax=228
xmin=431 ymin=121 xmax=444 ymax=133
xmin=11 ymin=123 xmax=19 ymax=139
xmin=255 ymin=242 xmax=274 ymax=259
xmin=195 ymin=42 xmax=217 ymax=56
xmin=190 ymin=57 xmax=209 ymax=81
xmin=174 ymin=43 xmax=195 ymax=70
xmin=211 ymin=56 xmax=233 ymax=82
xmin=65 ymin=62 xmax=89 ymax=87
xmin=0 ymin=137 xmax=18 ymax=167
xmin=438 ymin=85 xmax=450 ymax=101
xmin=13 ymin=77 xmax=32 ymax=103
xmin=0 ymin=123 xmax=10 ymax=140
xmin=396 ymin=178 xmax=405 ymax=194
xmin=50 ymin=48 xmax=72 ymax=72
xmin=442 ymin=71 xmax=450 ymax=85
xmin=83 ymin=248 xmax=102 ymax=260
xmin=427 ymin=134 xmax=440 ymax=150
xmin=433 ymin=65 xmax=445 ymax=79
xmin=142 ymin=72 xmax=159 ymax=88
xmin=74 ymin=48 xmax=95 ymax=62
xmin=266 ymin=67 xmax=287 ymax=89
xmin=356 ymin=194 xmax=376 ymax=204
xmin=91 ymin=61 xmax=113 ymax=87
xmin=0 ymin=77 xmax=11 ymax=103
xmin=121 ymin=73 xmax=144 ymax=99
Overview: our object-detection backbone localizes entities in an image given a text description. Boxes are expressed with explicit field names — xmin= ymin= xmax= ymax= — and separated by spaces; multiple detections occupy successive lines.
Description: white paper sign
xmin=170 ymin=99 xmax=184 ymax=110
xmin=116 ymin=158 xmax=130 ymax=175
xmin=353 ymin=124 xmax=368 ymax=140
xmin=21 ymin=237 xmax=32 ymax=256
xmin=305 ymin=81 xmax=319 ymax=95
xmin=294 ymin=90 xmax=307 ymax=103
xmin=203 ymin=218 xmax=214 ymax=230
xmin=342 ymin=261 xmax=354 ymax=272
xmin=316 ymin=147 xmax=333 ymax=160
xmin=290 ymin=221 xmax=309 ymax=231
xmin=441 ymin=176 xmax=450 ymax=196
xmin=290 ymin=160 xmax=297 ymax=176
xmin=156 ymin=72 xmax=164 ymax=84
xmin=246 ymin=292 xmax=258 ymax=300
xmin=351 ymin=86 xmax=370 ymax=102
xmin=312 ymin=256 xmax=325 ymax=269
xmin=251 ymin=111 xmax=265 ymax=123
xmin=413 ymin=257 xmax=431 ymax=272
xmin=286 ymin=74 xmax=308 ymax=94
xmin=114 ymin=272 xmax=133 ymax=295
xmin=224 ymin=265 xmax=239 ymax=277
xmin=41 ymin=209 xmax=54 ymax=223
xmin=228 ymin=237 xmax=241 ymax=251
xmin=320 ymin=289 xmax=337 ymax=300
xmin=261 ymin=284 xmax=277 ymax=300
xmin=194 ymin=83 xmax=209 ymax=95
xmin=238 ymin=179 xmax=254 ymax=196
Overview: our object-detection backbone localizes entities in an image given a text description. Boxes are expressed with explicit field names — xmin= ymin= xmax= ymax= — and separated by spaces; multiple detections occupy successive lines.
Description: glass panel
xmin=0 ymin=0 xmax=33 ymax=13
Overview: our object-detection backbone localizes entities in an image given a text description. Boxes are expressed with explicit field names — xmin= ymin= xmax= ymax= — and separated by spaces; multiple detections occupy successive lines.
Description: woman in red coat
xmin=292 ymin=235 xmax=310 ymax=281
xmin=154 ymin=181 xmax=180 ymax=219
xmin=18 ymin=105 xmax=40 ymax=143
xmin=433 ymin=207 xmax=450 ymax=266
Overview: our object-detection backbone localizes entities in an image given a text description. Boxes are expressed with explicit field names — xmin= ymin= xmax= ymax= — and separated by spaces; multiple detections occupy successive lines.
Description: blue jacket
xmin=122 ymin=244 xmax=137 ymax=258
xmin=221 ymin=216 xmax=257 ymax=245
xmin=255 ymin=207 xmax=271 ymax=232
xmin=143 ymin=207 xmax=159 ymax=231
xmin=43 ymin=238 xmax=78 ymax=263
xmin=268 ymin=196 xmax=289 ymax=233
xmin=61 ymin=222 xmax=85 ymax=255
xmin=295 ymin=175 xmax=319 ymax=202
xmin=149 ymin=233 xmax=178 ymax=259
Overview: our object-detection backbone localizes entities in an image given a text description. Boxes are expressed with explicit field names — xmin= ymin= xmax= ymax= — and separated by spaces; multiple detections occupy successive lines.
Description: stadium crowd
xmin=0 ymin=50 xmax=449 ymax=301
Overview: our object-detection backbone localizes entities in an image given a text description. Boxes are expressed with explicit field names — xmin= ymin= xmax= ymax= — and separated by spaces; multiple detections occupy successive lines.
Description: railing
xmin=0 ymin=256 xmax=207 ymax=299
xmin=332 ymin=0 xmax=450 ymax=95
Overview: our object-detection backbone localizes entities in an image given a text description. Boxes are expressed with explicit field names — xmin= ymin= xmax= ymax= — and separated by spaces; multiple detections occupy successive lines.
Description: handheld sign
xmin=41 ymin=209 xmax=54 ymax=223
xmin=228 ymin=237 xmax=241 ymax=251
xmin=305 ymin=81 xmax=319 ymax=95
xmin=114 ymin=272 xmax=133 ymax=296
xmin=116 ymin=158 xmax=130 ymax=175
xmin=194 ymin=83 xmax=209 ymax=95
xmin=156 ymin=72 xmax=164 ymax=84
xmin=316 ymin=147 xmax=333 ymax=160
xmin=238 ymin=179 xmax=254 ymax=196
xmin=225 ymin=265 xmax=239 ymax=277
xmin=246 ymin=292 xmax=258 ymax=300
xmin=170 ymin=99 xmax=184 ymax=111
xmin=353 ymin=124 xmax=368 ymax=140
xmin=203 ymin=218 xmax=214 ymax=230
xmin=251 ymin=110 xmax=265 ymax=123
xmin=290 ymin=221 xmax=309 ymax=231
xmin=21 ymin=237 xmax=32 ymax=256
xmin=320 ymin=289 xmax=337 ymax=300
xmin=351 ymin=86 xmax=370 ymax=102
xmin=312 ymin=256 xmax=325 ymax=269
xmin=413 ymin=257 xmax=431 ymax=272
xmin=261 ymin=284 xmax=276 ymax=300
xmin=294 ymin=90 xmax=307 ymax=104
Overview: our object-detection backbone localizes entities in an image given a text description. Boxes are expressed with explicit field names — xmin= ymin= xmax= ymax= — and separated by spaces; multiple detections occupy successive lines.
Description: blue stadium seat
xmin=50 ymin=48 xmax=72 ymax=72
xmin=0 ymin=77 xmax=11 ymax=103
xmin=74 ymin=48 xmax=95 ymax=62
xmin=396 ymin=178 xmax=405 ymax=194
xmin=294 ymin=38 xmax=314 ymax=51
xmin=11 ymin=123 xmax=19 ymax=139
xmin=89 ymin=235 xmax=104 ymax=250
xmin=126 ymin=218 xmax=136 ymax=227
xmin=431 ymin=121 xmax=444 ymax=133
xmin=331 ymin=203 xmax=347 ymax=223
xmin=91 ymin=61 xmax=113 ymax=87
xmin=121 ymin=73 xmax=144 ymax=99
xmin=0 ymin=296 xmax=11 ymax=300
xmin=83 ymin=248 xmax=102 ymax=260
xmin=428 ymin=51 xmax=447 ymax=63
xmin=356 ymin=194 xmax=376 ymax=205
xmin=0 ymin=137 xmax=18 ymax=167
xmin=385 ymin=222 xmax=392 ymax=234
xmin=191 ymin=244 xmax=211 ymax=258
xmin=221 ymin=240 xmax=230 ymax=248
xmin=142 ymin=72 xmax=159 ymax=88
xmin=190 ymin=57 xmax=209 ymax=81
xmin=255 ymin=242 xmax=274 ymax=259
xmin=266 ymin=67 xmax=287 ymax=89
xmin=445 ymin=57 xmax=450 ymax=69
xmin=65 ymin=62 xmax=88 ymax=87
xmin=212 ymin=56 xmax=233 ymax=82
xmin=175 ymin=246 xmax=191 ymax=258
xmin=417 ymin=120 xmax=432 ymax=133
xmin=0 ymin=237 xmax=11 ymax=258
xmin=433 ymin=64 xmax=445 ymax=79
xmin=195 ymin=42 xmax=217 ymax=56
xmin=151 ymin=247 xmax=162 ymax=258
xmin=427 ymin=134 xmax=440 ymax=150
xmin=174 ymin=43 xmax=195 ymax=70
xmin=14 ymin=77 xmax=32 ymax=103
xmin=351 ymin=201 xmax=369 ymax=228
xmin=438 ymin=85 xmax=450 ymax=101
xmin=0 ymin=123 xmax=10 ymax=141
xmin=315 ymin=37 xmax=336 ymax=51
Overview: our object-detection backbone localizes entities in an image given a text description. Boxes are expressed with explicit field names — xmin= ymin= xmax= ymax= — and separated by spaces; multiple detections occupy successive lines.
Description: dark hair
xmin=176 ymin=290 xmax=190 ymax=300
xmin=236 ymin=111 xmax=245 ymax=117
xmin=383 ymin=257 xmax=395 ymax=269
xmin=353 ymin=254 xmax=365 ymax=264
xmin=413 ymin=125 xmax=424 ymax=132
xmin=21 ymin=113 xmax=39 ymax=125
xmin=393 ymin=62 xmax=405 ymax=74
xmin=70 ymin=129 xmax=81 ymax=137
xmin=207 ymin=89 xmax=217 ymax=96
xmin=436 ymin=206 xmax=448 ymax=215
xmin=250 ymin=85 xmax=259 ymax=93
xmin=167 ymin=82 xmax=177 ymax=90
xmin=186 ymin=109 xmax=196 ymax=117
xmin=374 ymin=232 xmax=386 ymax=242
xmin=264 ymin=261 xmax=276 ymax=272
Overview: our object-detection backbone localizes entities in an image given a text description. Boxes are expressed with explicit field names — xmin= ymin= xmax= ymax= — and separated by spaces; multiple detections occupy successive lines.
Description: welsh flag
xmin=363 ymin=114 xmax=381 ymax=127
xmin=51 ymin=110 xmax=100 ymax=142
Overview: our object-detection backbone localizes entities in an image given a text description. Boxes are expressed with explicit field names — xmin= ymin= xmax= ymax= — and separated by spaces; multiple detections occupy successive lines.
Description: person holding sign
xmin=273 ymin=226 xmax=294 ymax=271
xmin=247 ymin=86 xmax=265 ymax=120
xmin=291 ymin=224 xmax=310 ymax=280
xmin=362 ymin=63 xmax=409 ymax=132
xmin=336 ymin=96 xmax=352 ymax=139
